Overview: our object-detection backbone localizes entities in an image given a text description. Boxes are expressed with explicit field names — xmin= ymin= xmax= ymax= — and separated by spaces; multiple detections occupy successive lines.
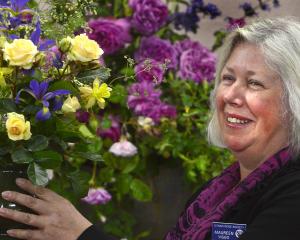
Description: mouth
xmin=225 ymin=113 xmax=253 ymax=127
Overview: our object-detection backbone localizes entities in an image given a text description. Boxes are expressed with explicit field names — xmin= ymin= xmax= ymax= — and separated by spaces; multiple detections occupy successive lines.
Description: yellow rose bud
xmin=3 ymin=39 xmax=38 ymax=69
xmin=6 ymin=112 xmax=32 ymax=141
xmin=59 ymin=37 xmax=72 ymax=53
xmin=67 ymin=34 xmax=104 ymax=62
xmin=62 ymin=95 xmax=81 ymax=113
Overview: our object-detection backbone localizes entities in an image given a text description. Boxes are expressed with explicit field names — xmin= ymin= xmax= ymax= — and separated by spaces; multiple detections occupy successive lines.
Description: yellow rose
xmin=67 ymin=34 xmax=104 ymax=62
xmin=6 ymin=112 xmax=32 ymax=141
xmin=3 ymin=39 xmax=38 ymax=69
xmin=62 ymin=95 xmax=81 ymax=113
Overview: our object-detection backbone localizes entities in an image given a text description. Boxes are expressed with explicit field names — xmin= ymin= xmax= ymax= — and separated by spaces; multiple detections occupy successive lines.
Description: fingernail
xmin=2 ymin=191 xmax=11 ymax=199
xmin=7 ymin=230 xmax=15 ymax=236
xmin=16 ymin=178 xmax=25 ymax=185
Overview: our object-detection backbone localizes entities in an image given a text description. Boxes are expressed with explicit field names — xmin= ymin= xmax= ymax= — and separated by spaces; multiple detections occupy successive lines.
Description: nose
xmin=223 ymin=83 xmax=244 ymax=107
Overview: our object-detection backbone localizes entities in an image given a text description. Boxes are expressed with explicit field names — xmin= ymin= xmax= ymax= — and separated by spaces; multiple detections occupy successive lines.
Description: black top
xmin=78 ymin=158 xmax=300 ymax=240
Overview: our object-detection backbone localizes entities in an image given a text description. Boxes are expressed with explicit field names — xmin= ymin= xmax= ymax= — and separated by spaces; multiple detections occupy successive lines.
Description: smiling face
xmin=216 ymin=43 xmax=288 ymax=166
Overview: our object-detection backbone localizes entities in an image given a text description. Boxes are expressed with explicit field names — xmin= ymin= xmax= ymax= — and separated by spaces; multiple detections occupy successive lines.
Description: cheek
xmin=249 ymin=94 xmax=283 ymax=134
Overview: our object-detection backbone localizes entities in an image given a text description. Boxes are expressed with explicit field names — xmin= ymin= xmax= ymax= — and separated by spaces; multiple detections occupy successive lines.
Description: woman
xmin=1 ymin=17 xmax=300 ymax=240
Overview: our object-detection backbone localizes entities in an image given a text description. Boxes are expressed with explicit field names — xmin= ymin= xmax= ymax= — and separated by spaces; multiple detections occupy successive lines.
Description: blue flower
xmin=16 ymin=80 xmax=70 ymax=121
xmin=0 ymin=0 xmax=30 ymax=11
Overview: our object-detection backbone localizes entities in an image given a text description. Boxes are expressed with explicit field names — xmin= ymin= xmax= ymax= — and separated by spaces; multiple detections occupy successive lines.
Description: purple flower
xmin=129 ymin=0 xmax=168 ymax=36
xmin=97 ymin=115 xmax=121 ymax=142
xmin=175 ymin=39 xmax=216 ymax=83
xmin=147 ymin=103 xmax=177 ymax=122
xmin=226 ymin=17 xmax=246 ymax=31
xmin=16 ymin=80 xmax=70 ymax=121
xmin=127 ymin=81 xmax=161 ymax=116
xmin=76 ymin=110 xmax=90 ymax=123
xmin=127 ymin=81 xmax=176 ymax=122
xmin=135 ymin=59 xmax=164 ymax=85
xmin=109 ymin=139 xmax=138 ymax=157
xmin=135 ymin=36 xmax=177 ymax=69
xmin=88 ymin=18 xmax=132 ymax=55
xmin=82 ymin=188 xmax=112 ymax=205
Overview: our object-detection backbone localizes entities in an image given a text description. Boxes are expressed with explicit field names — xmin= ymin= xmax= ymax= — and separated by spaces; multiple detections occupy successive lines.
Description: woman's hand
xmin=0 ymin=178 xmax=92 ymax=240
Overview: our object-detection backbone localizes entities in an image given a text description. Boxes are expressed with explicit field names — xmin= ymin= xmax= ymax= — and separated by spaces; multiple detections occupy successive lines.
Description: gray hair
xmin=207 ymin=17 xmax=300 ymax=155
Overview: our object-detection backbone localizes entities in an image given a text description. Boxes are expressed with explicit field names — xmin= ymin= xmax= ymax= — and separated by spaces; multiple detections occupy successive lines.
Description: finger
xmin=15 ymin=178 xmax=61 ymax=202
xmin=7 ymin=229 xmax=40 ymax=240
xmin=1 ymin=191 xmax=47 ymax=214
xmin=0 ymin=207 xmax=43 ymax=228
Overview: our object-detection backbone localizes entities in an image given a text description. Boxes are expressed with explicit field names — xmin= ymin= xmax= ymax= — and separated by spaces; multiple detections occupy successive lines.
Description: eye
xmin=247 ymin=79 xmax=265 ymax=89
xmin=221 ymin=74 xmax=235 ymax=84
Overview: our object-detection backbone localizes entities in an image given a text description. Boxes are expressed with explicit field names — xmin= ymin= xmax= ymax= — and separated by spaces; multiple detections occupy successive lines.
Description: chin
xmin=224 ymin=137 xmax=249 ymax=153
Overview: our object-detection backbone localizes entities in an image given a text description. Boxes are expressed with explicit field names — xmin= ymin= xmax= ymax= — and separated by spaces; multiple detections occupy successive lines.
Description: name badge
xmin=212 ymin=222 xmax=247 ymax=240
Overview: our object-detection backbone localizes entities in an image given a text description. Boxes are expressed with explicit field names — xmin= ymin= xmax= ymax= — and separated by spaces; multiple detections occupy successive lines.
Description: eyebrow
xmin=224 ymin=66 xmax=256 ymax=76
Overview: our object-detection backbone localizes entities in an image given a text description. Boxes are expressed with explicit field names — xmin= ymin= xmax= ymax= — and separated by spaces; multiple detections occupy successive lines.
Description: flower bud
xmin=59 ymin=37 xmax=72 ymax=53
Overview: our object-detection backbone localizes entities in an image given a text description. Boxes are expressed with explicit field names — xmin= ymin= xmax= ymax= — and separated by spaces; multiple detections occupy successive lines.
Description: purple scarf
xmin=165 ymin=148 xmax=291 ymax=240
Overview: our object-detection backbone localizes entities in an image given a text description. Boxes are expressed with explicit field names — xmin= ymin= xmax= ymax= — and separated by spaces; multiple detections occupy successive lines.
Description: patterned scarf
xmin=165 ymin=148 xmax=291 ymax=240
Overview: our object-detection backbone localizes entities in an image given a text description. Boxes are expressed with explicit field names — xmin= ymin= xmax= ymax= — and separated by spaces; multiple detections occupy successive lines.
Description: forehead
xmin=222 ymin=43 xmax=279 ymax=79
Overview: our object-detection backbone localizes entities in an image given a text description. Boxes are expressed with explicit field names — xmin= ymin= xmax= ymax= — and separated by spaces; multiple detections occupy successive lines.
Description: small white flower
xmin=137 ymin=116 xmax=154 ymax=128
xmin=109 ymin=139 xmax=137 ymax=157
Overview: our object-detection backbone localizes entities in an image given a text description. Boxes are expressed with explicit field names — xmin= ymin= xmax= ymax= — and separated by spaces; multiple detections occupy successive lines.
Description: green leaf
xmin=33 ymin=151 xmax=62 ymax=169
xmin=78 ymin=125 xmax=94 ymax=139
xmin=0 ymin=99 xmax=17 ymax=113
xmin=32 ymin=69 xmax=43 ymax=81
xmin=87 ymin=138 xmax=102 ymax=152
xmin=11 ymin=147 xmax=34 ymax=163
xmin=116 ymin=174 xmax=133 ymax=195
xmin=76 ymin=152 xmax=103 ymax=162
xmin=121 ymin=156 xmax=139 ymax=174
xmin=27 ymin=163 xmax=49 ymax=186
xmin=26 ymin=135 xmax=49 ymax=151
xmin=68 ymin=170 xmax=89 ymax=196
xmin=130 ymin=179 xmax=152 ymax=202
xmin=77 ymin=67 xmax=111 ymax=84
xmin=48 ymin=80 xmax=79 ymax=95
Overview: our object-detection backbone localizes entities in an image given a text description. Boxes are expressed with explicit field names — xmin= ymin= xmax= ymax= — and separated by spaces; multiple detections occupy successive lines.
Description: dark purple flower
xmin=97 ymin=115 xmax=121 ymax=142
xmin=88 ymin=18 xmax=132 ymax=55
xmin=82 ymin=188 xmax=112 ymax=205
xmin=76 ymin=110 xmax=90 ymax=123
xmin=240 ymin=2 xmax=256 ymax=16
xmin=16 ymin=80 xmax=70 ymax=121
xmin=175 ymin=39 xmax=216 ymax=83
xmin=135 ymin=59 xmax=164 ymax=85
xmin=273 ymin=0 xmax=280 ymax=7
xmin=202 ymin=3 xmax=221 ymax=19
xmin=226 ymin=17 xmax=246 ymax=31
xmin=192 ymin=0 xmax=204 ymax=9
xmin=172 ymin=11 xmax=199 ymax=33
xmin=135 ymin=36 xmax=178 ymax=69
xmin=259 ymin=2 xmax=270 ymax=11
xmin=129 ymin=0 xmax=169 ymax=36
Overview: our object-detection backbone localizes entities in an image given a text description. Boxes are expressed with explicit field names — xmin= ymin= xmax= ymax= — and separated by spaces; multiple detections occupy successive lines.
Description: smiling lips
xmin=225 ymin=113 xmax=253 ymax=128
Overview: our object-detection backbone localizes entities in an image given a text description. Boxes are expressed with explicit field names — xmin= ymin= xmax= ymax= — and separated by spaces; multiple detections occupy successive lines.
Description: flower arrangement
xmin=0 ymin=0 xmax=281 ymax=239
xmin=0 ymin=1 xmax=112 ymax=189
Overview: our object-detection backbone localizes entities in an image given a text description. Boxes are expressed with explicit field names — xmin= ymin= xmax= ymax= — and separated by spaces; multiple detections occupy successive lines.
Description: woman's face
xmin=216 ymin=43 xmax=288 ymax=160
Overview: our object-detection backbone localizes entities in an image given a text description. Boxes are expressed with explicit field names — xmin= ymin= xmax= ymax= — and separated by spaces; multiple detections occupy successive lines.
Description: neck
xmin=234 ymin=145 xmax=288 ymax=181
